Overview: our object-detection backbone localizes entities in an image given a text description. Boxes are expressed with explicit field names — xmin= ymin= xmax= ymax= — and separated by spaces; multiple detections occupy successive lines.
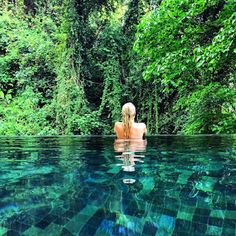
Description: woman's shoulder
xmin=114 ymin=122 xmax=123 ymax=130
xmin=115 ymin=121 xmax=122 ymax=126
xmin=134 ymin=122 xmax=147 ymax=134
xmin=134 ymin=122 xmax=146 ymax=128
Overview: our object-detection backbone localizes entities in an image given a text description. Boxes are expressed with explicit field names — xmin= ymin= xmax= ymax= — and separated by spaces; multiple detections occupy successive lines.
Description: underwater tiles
xmin=176 ymin=211 xmax=193 ymax=221
xmin=53 ymin=214 xmax=70 ymax=226
xmin=27 ymin=206 xmax=52 ymax=223
xmin=142 ymin=221 xmax=157 ymax=236
xmin=145 ymin=210 xmax=162 ymax=224
xmin=1 ymin=136 xmax=236 ymax=235
xmin=192 ymin=221 xmax=208 ymax=235
xmin=123 ymin=201 xmax=145 ymax=218
xmin=223 ymin=218 xmax=236 ymax=235
xmin=139 ymin=177 xmax=155 ymax=194
xmin=48 ymin=206 xmax=66 ymax=216
xmin=22 ymin=226 xmax=44 ymax=236
xmin=195 ymin=207 xmax=211 ymax=216
xmin=178 ymin=204 xmax=195 ymax=216
xmin=174 ymin=219 xmax=192 ymax=234
xmin=94 ymin=228 xmax=111 ymax=236
xmin=79 ymin=209 xmax=105 ymax=236
xmin=7 ymin=220 xmax=30 ymax=234
xmin=35 ymin=213 xmax=57 ymax=229
xmin=210 ymin=209 xmax=225 ymax=219
xmin=195 ymin=176 xmax=218 ymax=192
xmin=226 ymin=201 xmax=236 ymax=211
xmin=116 ymin=215 xmax=145 ymax=234
xmin=208 ymin=217 xmax=224 ymax=228
xmin=65 ymin=213 xmax=91 ymax=235
xmin=181 ymin=195 xmax=197 ymax=208
xmin=192 ymin=213 xmax=209 ymax=225
xmin=108 ymin=201 xmax=121 ymax=213
xmin=112 ymin=224 xmax=137 ymax=236
xmin=206 ymin=225 xmax=223 ymax=235
xmin=107 ymin=164 xmax=121 ymax=174
xmin=79 ymin=205 xmax=100 ymax=216
xmin=0 ymin=227 xmax=8 ymax=236
xmin=176 ymin=170 xmax=193 ymax=185
xmin=196 ymin=196 xmax=214 ymax=209
xmin=60 ymin=227 xmax=74 ymax=236
xmin=43 ymin=223 xmax=63 ymax=236
xmin=164 ymin=197 xmax=180 ymax=211
xmin=225 ymin=210 xmax=236 ymax=220
xmin=65 ymin=205 xmax=100 ymax=235
xmin=88 ymin=192 xmax=109 ymax=208
xmin=94 ymin=219 xmax=115 ymax=236
xmin=22 ymin=223 xmax=63 ymax=236
xmin=223 ymin=226 xmax=235 ymax=236
xmin=85 ymin=177 xmax=108 ymax=184
xmin=155 ymin=214 xmax=176 ymax=236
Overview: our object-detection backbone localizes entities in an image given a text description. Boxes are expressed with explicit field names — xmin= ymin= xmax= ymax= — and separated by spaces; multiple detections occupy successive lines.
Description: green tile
xmin=210 ymin=210 xmax=225 ymax=219
xmin=65 ymin=213 xmax=91 ymax=235
xmin=117 ymin=215 xmax=145 ymax=234
xmin=155 ymin=226 xmax=174 ymax=236
xmin=179 ymin=205 xmax=195 ymax=215
xmin=50 ymin=206 xmax=67 ymax=216
xmin=197 ymin=197 xmax=212 ymax=209
xmin=79 ymin=205 xmax=99 ymax=216
xmin=145 ymin=213 xmax=162 ymax=223
xmin=177 ymin=211 xmax=193 ymax=221
xmin=167 ymin=189 xmax=181 ymax=199
xmin=87 ymin=178 xmax=107 ymax=184
xmin=108 ymin=199 xmax=121 ymax=212
xmin=116 ymin=213 xmax=129 ymax=225
xmin=106 ymin=164 xmax=121 ymax=174
xmin=0 ymin=227 xmax=8 ymax=236
xmin=225 ymin=210 xmax=236 ymax=220
xmin=128 ymin=217 xmax=145 ymax=234
xmin=23 ymin=226 xmax=44 ymax=236
xmin=94 ymin=228 xmax=110 ymax=236
xmin=91 ymin=197 xmax=107 ymax=208
xmin=107 ymin=165 xmax=120 ymax=174
xmin=222 ymin=227 xmax=235 ymax=236
xmin=207 ymin=163 xmax=222 ymax=172
xmin=140 ymin=177 xmax=155 ymax=193
xmin=177 ymin=171 xmax=193 ymax=185
xmin=206 ymin=225 xmax=222 ymax=235
xmin=43 ymin=223 xmax=63 ymax=236
xmin=195 ymin=176 xmax=217 ymax=192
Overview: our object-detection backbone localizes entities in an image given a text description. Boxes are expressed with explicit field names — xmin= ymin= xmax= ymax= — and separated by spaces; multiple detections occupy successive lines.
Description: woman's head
xmin=122 ymin=102 xmax=136 ymax=119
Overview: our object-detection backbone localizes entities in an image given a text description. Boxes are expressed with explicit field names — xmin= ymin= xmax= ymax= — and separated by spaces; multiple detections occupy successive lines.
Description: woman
xmin=114 ymin=102 xmax=147 ymax=139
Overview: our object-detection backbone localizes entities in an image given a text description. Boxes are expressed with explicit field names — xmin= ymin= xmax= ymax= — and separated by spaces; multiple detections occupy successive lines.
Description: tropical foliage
xmin=0 ymin=0 xmax=235 ymax=135
xmin=134 ymin=0 xmax=236 ymax=134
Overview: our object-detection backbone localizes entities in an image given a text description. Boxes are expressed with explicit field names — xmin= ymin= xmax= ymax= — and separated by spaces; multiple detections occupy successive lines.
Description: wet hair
xmin=122 ymin=102 xmax=136 ymax=138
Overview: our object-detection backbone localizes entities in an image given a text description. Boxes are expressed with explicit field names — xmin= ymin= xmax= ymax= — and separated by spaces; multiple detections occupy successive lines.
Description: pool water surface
xmin=0 ymin=135 xmax=235 ymax=235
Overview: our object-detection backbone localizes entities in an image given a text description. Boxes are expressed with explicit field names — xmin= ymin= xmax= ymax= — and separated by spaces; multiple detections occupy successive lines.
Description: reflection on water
xmin=114 ymin=139 xmax=147 ymax=184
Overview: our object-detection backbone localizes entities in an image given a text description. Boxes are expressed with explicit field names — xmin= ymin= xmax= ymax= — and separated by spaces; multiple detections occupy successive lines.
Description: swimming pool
xmin=0 ymin=135 xmax=235 ymax=235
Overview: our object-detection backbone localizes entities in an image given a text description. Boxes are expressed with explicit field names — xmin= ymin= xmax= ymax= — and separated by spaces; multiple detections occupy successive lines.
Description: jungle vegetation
xmin=0 ymin=0 xmax=235 ymax=135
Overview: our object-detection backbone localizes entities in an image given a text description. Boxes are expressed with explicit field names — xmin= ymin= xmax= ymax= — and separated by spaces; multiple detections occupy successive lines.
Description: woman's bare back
xmin=114 ymin=122 xmax=147 ymax=139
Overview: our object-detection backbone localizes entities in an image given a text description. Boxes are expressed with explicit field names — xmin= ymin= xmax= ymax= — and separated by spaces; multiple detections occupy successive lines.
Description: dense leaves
xmin=135 ymin=0 xmax=236 ymax=134
xmin=0 ymin=0 xmax=235 ymax=135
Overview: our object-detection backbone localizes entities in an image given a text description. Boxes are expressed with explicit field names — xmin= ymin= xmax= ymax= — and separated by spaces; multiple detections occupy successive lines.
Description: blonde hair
xmin=122 ymin=102 xmax=136 ymax=138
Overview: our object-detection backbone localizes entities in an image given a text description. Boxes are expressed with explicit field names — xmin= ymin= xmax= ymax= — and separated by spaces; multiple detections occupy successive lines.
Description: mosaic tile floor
xmin=0 ymin=135 xmax=235 ymax=235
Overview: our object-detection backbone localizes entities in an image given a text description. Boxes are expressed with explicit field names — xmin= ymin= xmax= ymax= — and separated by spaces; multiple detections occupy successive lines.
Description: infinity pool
xmin=0 ymin=135 xmax=235 ymax=236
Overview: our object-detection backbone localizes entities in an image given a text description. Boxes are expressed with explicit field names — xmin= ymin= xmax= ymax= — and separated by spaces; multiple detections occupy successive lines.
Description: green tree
xmin=135 ymin=0 xmax=236 ymax=134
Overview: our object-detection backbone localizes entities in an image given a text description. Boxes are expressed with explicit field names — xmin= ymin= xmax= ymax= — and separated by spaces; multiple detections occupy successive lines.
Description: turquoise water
xmin=0 ymin=135 xmax=235 ymax=236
